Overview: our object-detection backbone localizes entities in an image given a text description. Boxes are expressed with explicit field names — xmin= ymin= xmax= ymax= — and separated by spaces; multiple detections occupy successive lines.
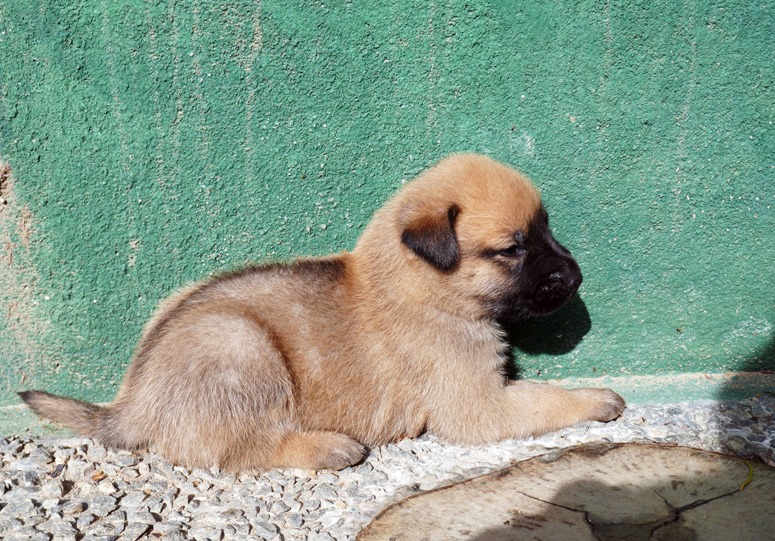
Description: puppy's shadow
xmin=502 ymin=295 xmax=591 ymax=379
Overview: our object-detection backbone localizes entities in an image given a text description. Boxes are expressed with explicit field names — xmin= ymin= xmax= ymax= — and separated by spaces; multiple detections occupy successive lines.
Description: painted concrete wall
xmin=1 ymin=1 xmax=773 ymax=409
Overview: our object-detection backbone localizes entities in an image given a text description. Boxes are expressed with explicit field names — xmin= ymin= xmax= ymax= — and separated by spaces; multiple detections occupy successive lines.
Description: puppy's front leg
xmin=429 ymin=380 xmax=625 ymax=444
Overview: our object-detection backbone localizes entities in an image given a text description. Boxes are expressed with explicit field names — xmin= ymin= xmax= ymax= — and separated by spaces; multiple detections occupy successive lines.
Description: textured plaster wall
xmin=0 ymin=1 xmax=773 ymax=407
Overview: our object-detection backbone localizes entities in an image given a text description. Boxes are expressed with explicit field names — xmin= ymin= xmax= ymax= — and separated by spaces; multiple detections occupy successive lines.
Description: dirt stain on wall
xmin=0 ymin=161 xmax=55 ymax=395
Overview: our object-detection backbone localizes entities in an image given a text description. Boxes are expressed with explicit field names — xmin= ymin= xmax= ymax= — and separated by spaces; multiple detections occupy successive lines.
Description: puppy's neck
xmin=349 ymin=248 xmax=489 ymax=324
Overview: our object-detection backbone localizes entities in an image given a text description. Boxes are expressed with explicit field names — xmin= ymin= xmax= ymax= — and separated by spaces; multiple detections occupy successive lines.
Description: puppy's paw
xmin=317 ymin=432 xmax=368 ymax=470
xmin=573 ymin=388 xmax=626 ymax=422
xmin=275 ymin=431 xmax=367 ymax=471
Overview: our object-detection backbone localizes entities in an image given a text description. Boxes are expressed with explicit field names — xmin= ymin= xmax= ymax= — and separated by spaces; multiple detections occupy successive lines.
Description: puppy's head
xmin=396 ymin=154 xmax=582 ymax=320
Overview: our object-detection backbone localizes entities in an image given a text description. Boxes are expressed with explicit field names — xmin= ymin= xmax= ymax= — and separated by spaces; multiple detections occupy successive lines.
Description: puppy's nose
xmin=548 ymin=262 xmax=583 ymax=291
xmin=565 ymin=269 xmax=583 ymax=291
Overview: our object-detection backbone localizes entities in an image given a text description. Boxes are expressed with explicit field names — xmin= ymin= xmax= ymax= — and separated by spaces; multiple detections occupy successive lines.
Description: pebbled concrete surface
xmin=1 ymin=397 xmax=773 ymax=540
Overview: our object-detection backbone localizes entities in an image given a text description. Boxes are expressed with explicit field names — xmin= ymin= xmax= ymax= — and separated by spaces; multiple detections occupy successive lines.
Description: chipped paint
xmin=0 ymin=162 xmax=57 ymax=396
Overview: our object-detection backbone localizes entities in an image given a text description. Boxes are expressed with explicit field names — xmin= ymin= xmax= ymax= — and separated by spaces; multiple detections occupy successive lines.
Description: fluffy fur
xmin=20 ymin=154 xmax=624 ymax=471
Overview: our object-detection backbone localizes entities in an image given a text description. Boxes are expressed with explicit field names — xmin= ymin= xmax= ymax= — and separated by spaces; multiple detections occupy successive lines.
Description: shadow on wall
xmin=503 ymin=294 xmax=591 ymax=379
xmin=717 ymin=312 xmax=775 ymax=401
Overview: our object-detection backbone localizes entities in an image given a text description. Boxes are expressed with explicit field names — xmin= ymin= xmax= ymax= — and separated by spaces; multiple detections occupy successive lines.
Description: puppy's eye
xmin=498 ymin=245 xmax=527 ymax=257
xmin=497 ymin=232 xmax=527 ymax=258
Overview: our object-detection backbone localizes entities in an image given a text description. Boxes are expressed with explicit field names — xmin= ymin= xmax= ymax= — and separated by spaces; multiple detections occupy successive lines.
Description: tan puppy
xmin=20 ymin=154 xmax=624 ymax=472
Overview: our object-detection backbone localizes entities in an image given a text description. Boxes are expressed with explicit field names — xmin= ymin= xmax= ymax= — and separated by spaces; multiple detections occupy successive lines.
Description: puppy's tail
xmin=18 ymin=390 xmax=106 ymax=437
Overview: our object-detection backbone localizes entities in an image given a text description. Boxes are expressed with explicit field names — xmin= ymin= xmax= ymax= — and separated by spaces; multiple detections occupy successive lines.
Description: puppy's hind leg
xmin=136 ymin=310 xmax=366 ymax=472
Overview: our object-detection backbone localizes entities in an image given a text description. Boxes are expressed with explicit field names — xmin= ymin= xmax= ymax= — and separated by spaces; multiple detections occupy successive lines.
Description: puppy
xmin=20 ymin=154 xmax=624 ymax=472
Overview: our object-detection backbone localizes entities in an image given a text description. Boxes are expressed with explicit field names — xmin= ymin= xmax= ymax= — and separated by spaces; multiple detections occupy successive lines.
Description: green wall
xmin=1 ymin=0 xmax=773 ymax=410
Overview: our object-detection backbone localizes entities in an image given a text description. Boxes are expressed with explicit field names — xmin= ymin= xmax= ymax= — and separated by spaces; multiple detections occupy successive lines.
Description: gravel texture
xmin=1 ymin=397 xmax=774 ymax=540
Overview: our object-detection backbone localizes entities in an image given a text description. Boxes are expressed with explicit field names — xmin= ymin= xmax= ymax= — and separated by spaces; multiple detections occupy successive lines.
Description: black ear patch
xmin=401 ymin=205 xmax=460 ymax=272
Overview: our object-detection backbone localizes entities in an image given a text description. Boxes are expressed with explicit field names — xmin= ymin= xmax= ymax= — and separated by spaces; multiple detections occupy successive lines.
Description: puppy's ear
xmin=400 ymin=204 xmax=460 ymax=271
